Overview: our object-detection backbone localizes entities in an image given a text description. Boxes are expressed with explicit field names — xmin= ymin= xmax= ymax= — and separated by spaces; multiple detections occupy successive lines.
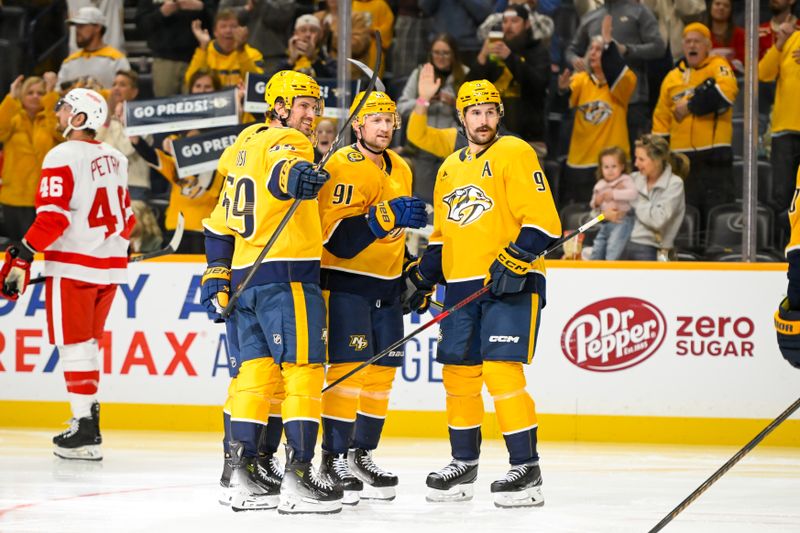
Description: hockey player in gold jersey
xmin=405 ymin=80 xmax=561 ymax=507
xmin=201 ymin=70 xmax=343 ymax=514
xmin=774 ymin=164 xmax=800 ymax=370
xmin=317 ymin=92 xmax=427 ymax=504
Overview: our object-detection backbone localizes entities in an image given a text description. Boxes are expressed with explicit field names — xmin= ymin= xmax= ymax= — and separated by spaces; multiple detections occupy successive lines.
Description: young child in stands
xmin=589 ymin=146 xmax=637 ymax=260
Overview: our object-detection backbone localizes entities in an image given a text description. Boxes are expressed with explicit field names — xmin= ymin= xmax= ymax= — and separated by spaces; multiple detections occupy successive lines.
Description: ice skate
xmin=425 ymin=459 xmax=478 ymax=502
xmin=320 ymin=450 xmax=363 ymax=505
xmin=278 ymin=447 xmax=343 ymax=514
xmin=490 ymin=462 xmax=544 ymax=508
xmin=53 ymin=401 xmax=102 ymax=461
xmin=227 ymin=442 xmax=279 ymax=512
xmin=348 ymin=447 xmax=398 ymax=501
xmin=218 ymin=453 xmax=233 ymax=506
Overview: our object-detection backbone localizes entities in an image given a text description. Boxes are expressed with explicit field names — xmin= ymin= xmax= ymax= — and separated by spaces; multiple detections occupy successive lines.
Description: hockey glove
xmin=402 ymin=258 xmax=435 ymax=314
xmin=774 ymin=298 xmax=800 ymax=369
xmin=0 ymin=241 xmax=34 ymax=300
xmin=367 ymin=196 xmax=428 ymax=238
xmin=485 ymin=242 xmax=534 ymax=297
xmin=280 ymin=159 xmax=330 ymax=200
xmin=688 ymin=77 xmax=731 ymax=116
xmin=201 ymin=263 xmax=231 ymax=322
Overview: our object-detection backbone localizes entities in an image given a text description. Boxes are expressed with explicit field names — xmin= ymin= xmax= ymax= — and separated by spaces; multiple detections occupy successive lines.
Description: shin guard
xmin=230 ymin=358 xmax=280 ymax=457
xmin=282 ymin=363 xmax=324 ymax=463
xmin=322 ymin=362 xmax=364 ymax=454
xmin=442 ymin=364 xmax=484 ymax=462
xmin=353 ymin=365 xmax=396 ymax=450
xmin=59 ymin=341 xmax=101 ymax=419
xmin=483 ymin=361 xmax=539 ymax=464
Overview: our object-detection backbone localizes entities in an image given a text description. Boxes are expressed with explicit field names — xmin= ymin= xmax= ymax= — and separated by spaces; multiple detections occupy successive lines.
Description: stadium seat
xmin=732 ymin=159 xmax=773 ymax=208
xmin=731 ymin=117 xmax=744 ymax=160
xmin=775 ymin=208 xmax=790 ymax=251
xmin=543 ymin=157 xmax=562 ymax=204
xmin=704 ymin=201 xmax=775 ymax=257
xmin=559 ymin=202 xmax=598 ymax=250
xmin=674 ymin=204 xmax=701 ymax=257
xmin=0 ymin=6 xmax=27 ymax=43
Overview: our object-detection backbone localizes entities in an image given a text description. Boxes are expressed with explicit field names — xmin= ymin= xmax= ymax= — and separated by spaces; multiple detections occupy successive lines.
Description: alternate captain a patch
xmin=442 ymin=185 xmax=494 ymax=226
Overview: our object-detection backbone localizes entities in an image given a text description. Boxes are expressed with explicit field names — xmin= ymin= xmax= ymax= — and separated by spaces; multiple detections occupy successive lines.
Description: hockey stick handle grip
xmin=323 ymin=216 xmax=604 ymax=392
xmin=648 ymin=395 xmax=800 ymax=533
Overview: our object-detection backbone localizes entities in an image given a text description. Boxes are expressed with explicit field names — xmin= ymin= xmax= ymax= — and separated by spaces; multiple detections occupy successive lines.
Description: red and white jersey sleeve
xmin=31 ymin=140 xmax=133 ymax=285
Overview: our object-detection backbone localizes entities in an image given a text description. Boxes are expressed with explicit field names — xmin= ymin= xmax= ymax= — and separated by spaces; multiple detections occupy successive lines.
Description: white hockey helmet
xmin=56 ymin=88 xmax=108 ymax=136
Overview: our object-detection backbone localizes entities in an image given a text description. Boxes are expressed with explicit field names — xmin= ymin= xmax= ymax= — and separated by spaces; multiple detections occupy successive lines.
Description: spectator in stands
xmin=314 ymin=118 xmax=336 ymax=163
xmin=57 ymin=6 xmax=131 ymax=89
xmin=478 ymin=0 xmax=554 ymax=44
xmin=704 ymin=0 xmax=745 ymax=72
xmin=96 ymin=70 xmax=151 ymax=201
xmin=136 ymin=0 xmax=215 ymax=98
xmin=218 ymin=0 xmax=296 ymax=75
xmin=131 ymin=69 xmax=225 ymax=253
xmin=759 ymin=0 xmax=800 ymax=59
xmin=759 ymin=22 xmax=800 ymax=215
xmin=315 ymin=0 xmax=373 ymax=78
xmin=626 ymin=134 xmax=688 ymax=261
xmin=589 ymin=146 xmax=637 ymax=261
xmin=420 ymin=0 xmax=494 ymax=66
xmin=643 ymin=0 xmax=706 ymax=61
xmin=185 ymin=8 xmax=264 ymax=90
xmin=274 ymin=14 xmax=336 ymax=78
xmin=652 ymin=22 xmax=737 ymax=227
xmin=355 ymin=0 xmax=394 ymax=76
xmin=392 ymin=0 xmax=431 ymax=79
xmin=558 ymin=16 xmax=637 ymax=205
xmin=398 ymin=34 xmax=467 ymax=202
xmin=67 ymin=0 xmax=125 ymax=54
xmin=0 ymin=73 xmax=61 ymax=241
xmin=470 ymin=4 xmax=550 ymax=157
xmin=566 ymin=0 xmax=665 ymax=148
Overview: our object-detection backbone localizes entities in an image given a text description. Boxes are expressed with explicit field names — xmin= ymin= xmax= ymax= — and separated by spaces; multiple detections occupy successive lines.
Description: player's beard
xmin=360 ymin=132 xmax=391 ymax=153
xmin=288 ymin=115 xmax=315 ymax=138
xmin=466 ymin=123 xmax=498 ymax=146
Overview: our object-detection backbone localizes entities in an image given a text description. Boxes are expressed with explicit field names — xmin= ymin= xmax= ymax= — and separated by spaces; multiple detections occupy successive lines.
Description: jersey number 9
xmin=221 ymin=174 xmax=256 ymax=238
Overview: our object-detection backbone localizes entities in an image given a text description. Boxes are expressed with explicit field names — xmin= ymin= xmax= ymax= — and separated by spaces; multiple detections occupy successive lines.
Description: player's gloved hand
xmin=280 ymin=160 xmax=330 ymax=200
xmin=201 ymin=263 xmax=231 ymax=323
xmin=0 ymin=241 xmax=34 ymax=301
xmin=485 ymin=242 xmax=535 ymax=297
xmin=367 ymin=196 xmax=427 ymax=238
xmin=402 ymin=258 xmax=435 ymax=314
xmin=774 ymin=298 xmax=800 ymax=369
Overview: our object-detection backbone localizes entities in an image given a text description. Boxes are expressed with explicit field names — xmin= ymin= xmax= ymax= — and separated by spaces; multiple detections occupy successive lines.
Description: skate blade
xmin=425 ymin=483 xmax=474 ymax=503
xmin=342 ymin=490 xmax=361 ymax=506
xmin=277 ymin=495 xmax=343 ymax=515
xmin=492 ymin=486 xmax=545 ymax=508
xmin=53 ymin=445 xmax=102 ymax=461
xmin=360 ymin=485 xmax=396 ymax=501
xmin=230 ymin=493 xmax=279 ymax=511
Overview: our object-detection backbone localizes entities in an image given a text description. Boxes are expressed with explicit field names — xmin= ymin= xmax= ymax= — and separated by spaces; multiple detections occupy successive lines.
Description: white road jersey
xmin=36 ymin=140 xmax=133 ymax=284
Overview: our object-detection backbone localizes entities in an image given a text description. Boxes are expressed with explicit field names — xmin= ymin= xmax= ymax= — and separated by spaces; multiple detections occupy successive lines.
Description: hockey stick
xmin=220 ymin=32 xmax=383 ymax=319
xmin=322 ymin=214 xmax=605 ymax=393
xmin=29 ymin=212 xmax=185 ymax=285
xmin=648 ymin=395 xmax=800 ymax=533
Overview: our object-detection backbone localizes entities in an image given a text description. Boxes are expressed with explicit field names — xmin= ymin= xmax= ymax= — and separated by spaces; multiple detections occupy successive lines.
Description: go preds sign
xmin=560 ymin=297 xmax=666 ymax=372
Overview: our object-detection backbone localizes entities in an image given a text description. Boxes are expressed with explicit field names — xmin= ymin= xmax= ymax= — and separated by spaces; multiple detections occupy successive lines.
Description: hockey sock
xmin=59 ymin=341 xmax=100 ymax=419
xmin=443 ymin=364 xmax=484 ymax=461
xmin=230 ymin=358 xmax=279 ymax=457
xmin=483 ymin=361 xmax=539 ymax=465
xmin=352 ymin=365 xmax=396 ymax=450
xmin=222 ymin=377 xmax=236 ymax=454
xmin=282 ymin=363 xmax=324 ymax=463
xmin=322 ymin=362 xmax=364 ymax=454
xmin=260 ymin=369 xmax=285 ymax=454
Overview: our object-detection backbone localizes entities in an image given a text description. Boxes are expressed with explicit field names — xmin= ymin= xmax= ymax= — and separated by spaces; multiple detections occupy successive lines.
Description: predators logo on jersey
xmin=349 ymin=335 xmax=369 ymax=351
xmin=577 ymin=101 xmax=612 ymax=125
xmin=443 ymin=185 xmax=494 ymax=226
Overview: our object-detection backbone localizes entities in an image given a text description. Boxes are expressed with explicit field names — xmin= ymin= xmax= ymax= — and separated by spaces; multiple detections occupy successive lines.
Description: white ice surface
xmin=0 ymin=430 xmax=798 ymax=533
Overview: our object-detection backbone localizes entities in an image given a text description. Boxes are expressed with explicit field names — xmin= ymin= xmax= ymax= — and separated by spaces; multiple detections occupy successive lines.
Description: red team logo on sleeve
xmin=561 ymin=297 xmax=666 ymax=372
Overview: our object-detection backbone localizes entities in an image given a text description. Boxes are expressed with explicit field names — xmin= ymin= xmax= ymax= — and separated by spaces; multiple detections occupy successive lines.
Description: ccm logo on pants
xmin=489 ymin=336 xmax=520 ymax=343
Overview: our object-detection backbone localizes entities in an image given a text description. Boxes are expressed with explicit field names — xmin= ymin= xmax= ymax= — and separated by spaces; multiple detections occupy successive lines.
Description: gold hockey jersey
xmin=318 ymin=145 xmax=413 ymax=293
xmin=428 ymin=135 xmax=561 ymax=284
xmin=203 ymin=124 xmax=322 ymax=285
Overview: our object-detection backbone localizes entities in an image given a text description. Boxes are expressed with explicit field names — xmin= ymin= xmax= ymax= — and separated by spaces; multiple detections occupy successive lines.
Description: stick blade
xmin=346 ymin=58 xmax=386 ymax=92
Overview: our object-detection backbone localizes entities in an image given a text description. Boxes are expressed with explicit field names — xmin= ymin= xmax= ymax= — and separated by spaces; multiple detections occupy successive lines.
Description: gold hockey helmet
xmin=349 ymin=91 xmax=401 ymax=130
xmin=264 ymin=70 xmax=323 ymax=115
xmin=456 ymin=79 xmax=504 ymax=118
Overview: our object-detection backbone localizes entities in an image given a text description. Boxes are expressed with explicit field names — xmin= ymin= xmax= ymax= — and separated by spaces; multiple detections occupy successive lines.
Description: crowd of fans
xmin=0 ymin=0 xmax=799 ymax=261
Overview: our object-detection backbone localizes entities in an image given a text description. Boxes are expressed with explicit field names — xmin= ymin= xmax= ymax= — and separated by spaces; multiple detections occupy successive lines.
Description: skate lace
xmin=58 ymin=418 xmax=80 ymax=438
xmin=438 ymin=460 xmax=470 ymax=481
xmin=357 ymin=450 xmax=391 ymax=477
xmin=503 ymin=464 xmax=530 ymax=483
xmin=310 ymin=466 xmax=335 ymax=491
xmin=332 ymin=455 xmax=352 ymax=479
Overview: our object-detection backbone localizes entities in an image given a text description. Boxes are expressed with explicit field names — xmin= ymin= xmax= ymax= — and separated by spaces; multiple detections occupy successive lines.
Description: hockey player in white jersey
xmin=0 ymin=88 xmax=135 ymax=460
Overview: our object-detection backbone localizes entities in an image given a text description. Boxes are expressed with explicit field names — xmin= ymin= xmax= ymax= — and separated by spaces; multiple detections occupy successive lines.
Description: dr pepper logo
xmin=561 ymin=297 xmax=666 ymax=372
